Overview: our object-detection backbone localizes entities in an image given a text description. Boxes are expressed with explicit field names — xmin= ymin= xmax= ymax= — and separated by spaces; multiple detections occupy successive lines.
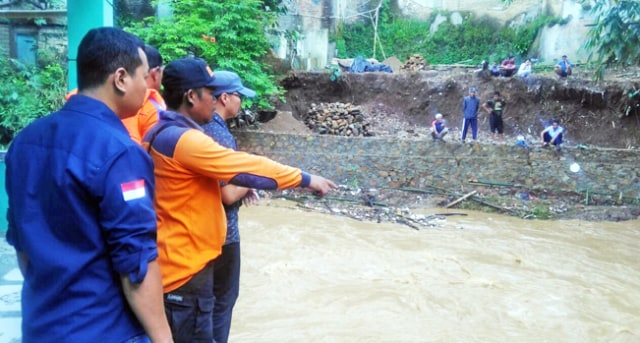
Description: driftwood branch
xmin=445 ymin=191 xmax=477 ymax=208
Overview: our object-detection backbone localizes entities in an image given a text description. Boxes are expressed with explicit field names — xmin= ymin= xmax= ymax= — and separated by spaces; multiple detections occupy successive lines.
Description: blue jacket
xmin=463 ymin=95 xmax=480 ymax=119
xmin=6 ymin=95 xmax=158 ymax=343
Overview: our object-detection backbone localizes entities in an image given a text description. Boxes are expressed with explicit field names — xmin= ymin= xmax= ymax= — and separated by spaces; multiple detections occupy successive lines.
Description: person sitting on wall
xmin=555 ymin=55 xmax=572 ymax=78
xmin=540 ymin=118 xmax=565 ymax=150
xmin=430 ymin=113 xmax=449 ymax=141
xmin=489 ymin=61 xmax=501 ymax=77
xmin=500 ymin=54 xmax=517 ymax=77
xmin=517 ymin=58 xmax=533 ymax=78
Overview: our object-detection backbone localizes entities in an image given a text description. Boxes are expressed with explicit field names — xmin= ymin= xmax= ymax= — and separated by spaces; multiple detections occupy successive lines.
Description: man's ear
xmin=185 ymin=89 xmax=197 ymax=106
xmin=113 ymin=67 xmax=129 ymax=95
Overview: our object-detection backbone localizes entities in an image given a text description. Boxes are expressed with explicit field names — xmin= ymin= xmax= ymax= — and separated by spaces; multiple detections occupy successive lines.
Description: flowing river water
xmin=230 ymin=201 xmax=640 ymax=343
xmin=0 ymin=201 xmax=638 ymax=342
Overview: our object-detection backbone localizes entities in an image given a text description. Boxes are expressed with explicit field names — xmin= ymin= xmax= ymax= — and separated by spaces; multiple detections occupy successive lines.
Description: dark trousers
xmin=489 ymin=114 xmax=504 ymax=134
xmin=212 ymin=242 xmax=241 ymax=343
xmin=461 ymin=117 xmax=478 ymax=141
xmin=164 ymin=261 xmax=215 ymax=343
xmin=543 ymin=132 xmax=563 ymax=145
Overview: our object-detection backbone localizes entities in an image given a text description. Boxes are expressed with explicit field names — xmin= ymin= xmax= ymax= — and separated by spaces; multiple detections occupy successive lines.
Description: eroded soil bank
xmin=246 ymin=69 xmax=640 ymax=222
xmin=276 ymin=69 xmax=640 ymax=149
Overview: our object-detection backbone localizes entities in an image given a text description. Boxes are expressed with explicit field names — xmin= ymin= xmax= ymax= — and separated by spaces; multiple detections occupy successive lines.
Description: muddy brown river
xmin=230 ymin=201 xmax=640 ymax=342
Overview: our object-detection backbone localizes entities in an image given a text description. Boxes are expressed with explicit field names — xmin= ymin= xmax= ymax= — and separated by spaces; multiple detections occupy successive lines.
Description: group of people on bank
xmin=488 ymin=54 xmax=573 ymax=79
xmin=5 ymin=27 xmax=338 ymax=343
xmin=431 ymin=87 xmax=565 ymax=148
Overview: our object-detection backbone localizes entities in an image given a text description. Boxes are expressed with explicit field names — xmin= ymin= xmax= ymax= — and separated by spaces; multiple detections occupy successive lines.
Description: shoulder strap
xmin=145 ymin=122 xmax=175 ymax=154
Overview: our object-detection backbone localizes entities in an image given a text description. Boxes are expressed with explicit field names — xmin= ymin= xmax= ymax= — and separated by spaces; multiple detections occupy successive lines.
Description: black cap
xmin=162 ymin=57 xmax=216 ymax=92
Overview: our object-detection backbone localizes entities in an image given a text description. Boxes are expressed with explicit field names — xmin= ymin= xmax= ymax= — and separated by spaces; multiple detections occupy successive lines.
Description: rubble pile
xmin=401 ymin=54 xmax=429 ymax=72
xmin=303 ymin=102 xmax=372 ymax=137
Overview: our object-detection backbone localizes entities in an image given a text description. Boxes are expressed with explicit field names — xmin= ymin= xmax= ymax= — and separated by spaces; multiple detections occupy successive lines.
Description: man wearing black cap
xmin=201 ymin=71 xmax=258 ymax=343
xmin=143 ymin=57 xmax=337 ymax=343
xmin=555 ymin=55 xmax=572 ymax=78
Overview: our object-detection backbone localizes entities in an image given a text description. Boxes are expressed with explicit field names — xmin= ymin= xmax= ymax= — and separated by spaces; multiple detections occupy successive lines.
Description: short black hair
xmin=552 ymin=118 xmax=560 ymax=124
xmin=144 ymin=44 xmax=163 ymax=69
xmin=76 ymin=27 xmax=145 ymax=91
xmin=163 ymin=86 xmax=185 ymax=110
xmin=163 ymin=87 xmax=205 ymax=110
xmin=494 ymin=91 xmax=501 ymax=96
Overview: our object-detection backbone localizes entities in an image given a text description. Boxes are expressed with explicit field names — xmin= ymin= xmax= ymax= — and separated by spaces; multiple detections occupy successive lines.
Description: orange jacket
xmin=144 ymin=111 xmax=310 ymax=292
xmin=66 ymin=89 xmax=165 ymax=144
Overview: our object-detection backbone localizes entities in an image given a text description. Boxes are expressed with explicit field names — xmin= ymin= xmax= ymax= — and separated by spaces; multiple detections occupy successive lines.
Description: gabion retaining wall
xmin=236 ymin=131 xmax=640 ymax=200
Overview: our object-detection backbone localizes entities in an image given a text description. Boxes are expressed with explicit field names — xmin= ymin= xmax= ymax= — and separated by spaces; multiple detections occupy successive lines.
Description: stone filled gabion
xmin=303 ymin=102 xmax=372 ymax=137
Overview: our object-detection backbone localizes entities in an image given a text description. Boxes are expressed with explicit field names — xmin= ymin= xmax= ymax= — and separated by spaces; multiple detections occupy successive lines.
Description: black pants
xmin=164 ymin=261 xmax=215 ymax=343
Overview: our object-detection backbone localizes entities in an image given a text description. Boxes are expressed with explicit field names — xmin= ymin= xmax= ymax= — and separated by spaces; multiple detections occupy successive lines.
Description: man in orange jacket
xmin=144 ymin=57 xmax=337 ymax=343
xmin=66 ymin=44 xmax=165 ymax=144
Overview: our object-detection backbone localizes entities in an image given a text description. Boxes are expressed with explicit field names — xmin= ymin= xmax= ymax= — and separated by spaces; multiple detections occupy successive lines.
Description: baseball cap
xmin=469 ymin=87 xmax=477 ymax=93
xmin=435 ymin=113 xmax=443 ymax=119
xmin=210 ymin=71 xmax=256 ymax=98
xmin=162 ymin=57 xmax=216 ymax=91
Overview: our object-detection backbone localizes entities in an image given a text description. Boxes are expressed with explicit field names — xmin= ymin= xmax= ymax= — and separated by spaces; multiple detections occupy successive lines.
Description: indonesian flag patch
xmin=121 ymin=179 xmax=146 ymax=201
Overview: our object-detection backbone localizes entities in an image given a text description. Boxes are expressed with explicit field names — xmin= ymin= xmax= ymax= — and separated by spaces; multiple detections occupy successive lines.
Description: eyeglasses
xmin=230 ymin=93 xmax=244 ymax=102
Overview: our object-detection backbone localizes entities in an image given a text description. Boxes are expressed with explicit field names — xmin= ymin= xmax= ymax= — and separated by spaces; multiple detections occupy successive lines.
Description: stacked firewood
xmin=401 ymin=54 xmax=428 ymax=72
xmin=303 ymin=102 xmax=372 ymax=137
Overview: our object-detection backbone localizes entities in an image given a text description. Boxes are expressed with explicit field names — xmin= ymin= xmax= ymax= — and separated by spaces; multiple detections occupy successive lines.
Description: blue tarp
xmin=349 ymin=56 xmax=393 ymax=73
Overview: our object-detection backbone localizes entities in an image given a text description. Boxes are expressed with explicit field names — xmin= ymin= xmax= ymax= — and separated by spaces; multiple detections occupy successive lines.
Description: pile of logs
xmin=303 ymin=102 xmax=372 ymax=137
xmin=401 ymin=54 xmax=429 ymax=72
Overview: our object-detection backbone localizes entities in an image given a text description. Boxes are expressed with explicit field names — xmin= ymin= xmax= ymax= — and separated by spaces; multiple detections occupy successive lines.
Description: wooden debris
xmin=445 ymin=190 xmax=477 ymax=208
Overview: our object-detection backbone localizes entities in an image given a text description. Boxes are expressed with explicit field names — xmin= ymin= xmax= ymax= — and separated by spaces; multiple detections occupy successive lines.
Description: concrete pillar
xmin=66 ymin=0 xmax=114 ymax=90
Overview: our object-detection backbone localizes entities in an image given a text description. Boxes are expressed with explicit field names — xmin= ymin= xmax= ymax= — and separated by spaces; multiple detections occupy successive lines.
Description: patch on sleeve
xmin=121 ymin=179 xmax=146 ymax=201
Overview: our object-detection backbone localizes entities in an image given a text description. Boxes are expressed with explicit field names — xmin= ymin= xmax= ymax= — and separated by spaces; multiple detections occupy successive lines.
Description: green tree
xmin=128 ymin=0 xmax=282 ymax=108
xmin=0 ymin=52 xmax=66 ymax=145
xmin=583 ymin=0 xmax=640 ymax=80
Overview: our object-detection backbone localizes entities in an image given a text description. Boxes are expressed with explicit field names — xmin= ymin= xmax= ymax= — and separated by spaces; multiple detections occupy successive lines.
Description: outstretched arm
xmin=308 ymin=174 xmax=338 ymax=197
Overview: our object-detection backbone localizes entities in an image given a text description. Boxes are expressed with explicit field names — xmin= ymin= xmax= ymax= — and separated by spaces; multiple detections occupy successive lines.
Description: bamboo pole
xmin=445 ymin=190 xmax=477 ymax=208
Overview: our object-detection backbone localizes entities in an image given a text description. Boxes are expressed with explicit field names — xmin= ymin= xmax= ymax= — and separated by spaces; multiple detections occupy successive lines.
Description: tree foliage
xmin=128 ymin=0 xmax=282 ymax=108
xmin=332 ymin=4 xmax=557 ymax=65
xmin=0 ymin=52 xmax=66 ymax=145
xmin=583 ymin=0 xmax=640 ymax=80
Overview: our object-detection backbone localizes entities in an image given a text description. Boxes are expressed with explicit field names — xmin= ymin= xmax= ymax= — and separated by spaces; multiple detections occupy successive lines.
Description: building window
xmin=11 ymin=27 xmax=37 ymax=65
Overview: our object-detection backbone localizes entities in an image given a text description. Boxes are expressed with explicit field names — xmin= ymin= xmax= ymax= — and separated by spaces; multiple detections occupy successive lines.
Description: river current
xmin=231 ymin=201 xmax=640 ymax=343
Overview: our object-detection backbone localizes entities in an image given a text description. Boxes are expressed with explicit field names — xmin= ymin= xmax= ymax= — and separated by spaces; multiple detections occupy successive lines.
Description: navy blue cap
xmin=162 ymin=57 xmax=216 ymax=91
xmin=210 ymin=71 xmax=256 ymax=98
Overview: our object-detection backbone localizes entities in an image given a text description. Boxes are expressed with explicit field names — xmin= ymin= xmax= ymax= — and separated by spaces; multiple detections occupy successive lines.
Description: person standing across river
xmin=482 ymin=91 xmax=506 ymax=143
xmin=461 ymin=87 xmax=480 ymax=143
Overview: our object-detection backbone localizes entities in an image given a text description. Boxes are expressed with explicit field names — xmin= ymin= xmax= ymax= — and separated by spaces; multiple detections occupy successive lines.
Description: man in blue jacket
xmin=461 ymin=87 xmax=481 ymax=143
xmin=5 ymin=27 xmax=172 ymax=343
